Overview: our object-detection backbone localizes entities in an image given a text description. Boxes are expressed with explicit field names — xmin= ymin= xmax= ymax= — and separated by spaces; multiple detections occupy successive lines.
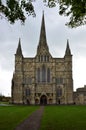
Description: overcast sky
xmin=0 ymin=1 xmax=86 ymax=96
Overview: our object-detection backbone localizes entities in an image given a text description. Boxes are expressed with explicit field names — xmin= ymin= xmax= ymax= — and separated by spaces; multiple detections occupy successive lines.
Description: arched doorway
xmin=58 ymin=99 xmax=61 ymax=105
xmin=40 ymin=95 xmax=47 ymax=105
xmin=49 ymin=99 xmax=52 ymax=104
xmin=27 ymin=99 xmax=30 ymax=105
xmin=35 ymin=99 xmax=39 ymax=104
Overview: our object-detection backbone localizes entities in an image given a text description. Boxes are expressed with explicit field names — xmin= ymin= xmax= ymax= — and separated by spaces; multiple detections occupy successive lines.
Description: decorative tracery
xmin=36 ymin=65 xmax=50 ymax=83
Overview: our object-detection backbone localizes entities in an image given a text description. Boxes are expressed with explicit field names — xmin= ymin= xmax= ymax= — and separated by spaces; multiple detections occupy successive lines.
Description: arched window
xmin=44 ymin=55 xmax=46 ymax=62
xmin=47 ymin=68 xmax=50 ymax=82
xmin=23 ymin=77 xmax=32 ymax=85
xmin=57 ymin=88 xmax=62 ymax=97
xmin=42 ymin=65 xmax=46 ymax=82
xmin=38 ymin=55 xmax=49 ymax=62
xmin=38 ymin=56 xmax=40 ymax=62
xmin=44 ymin=55 xmax=49 ymax=62
xmin=36 ymin=66 xmax=51 ymax=83
xmin=56 ymin=78 xmax=63 ymax=85
xmin=41 ymin=55 xmax=43 ymax=62
xmin=26 ymin=89 xmax=30 ymax=96
xmin=37 ymin=68 xmax=40 ymax=82
xmin=45 ymin=56 xmax=49 ymax=62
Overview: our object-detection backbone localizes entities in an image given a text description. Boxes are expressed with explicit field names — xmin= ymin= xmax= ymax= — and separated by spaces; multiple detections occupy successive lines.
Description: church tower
xmin=12 ymin=39 xmax=24 ymax=104
xmin=64 ymin=40 xmax=73 ymax=104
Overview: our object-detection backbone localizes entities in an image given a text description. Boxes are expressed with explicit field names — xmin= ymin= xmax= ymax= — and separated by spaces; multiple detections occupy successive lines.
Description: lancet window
xmin=24 ymin=77 xmax=32 ymax=85
xmin=56 ymin=78 xmax=63 ymax=85
xmin=42 ymin=65 xmax=46 ymax=82
xmin=37 ymin=68 xmax=40 ymax=82
xmin=47 ymin=68 xmax=50 ymax=82
xmin=38 ymin=55 xmax=49 ymax=62
xmin=26 ymin=89 xmax=30 ymax=96
xmin=36 ymin=66 xmax=51 ymax=83
xmin=57 ymin=88 xmax=62 ymax=97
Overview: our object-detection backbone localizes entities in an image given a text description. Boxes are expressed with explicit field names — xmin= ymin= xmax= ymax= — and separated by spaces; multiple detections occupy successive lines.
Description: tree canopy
xmin=0 ymin=0 xmax=86 ymax=27
xmin=0 ymin=0 xmax=35 ymax=24
xmin=58 ymin=0 xmax=86 ymax=27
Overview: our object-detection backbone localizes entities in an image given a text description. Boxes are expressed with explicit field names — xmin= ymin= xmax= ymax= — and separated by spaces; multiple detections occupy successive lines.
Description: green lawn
xmin=0 ymin=105 xmax=39 ymax=130
xmin=1 ymin=105 xmax=86 ymax=130
xmin=40 ymin=106 xmax=86 ymax=130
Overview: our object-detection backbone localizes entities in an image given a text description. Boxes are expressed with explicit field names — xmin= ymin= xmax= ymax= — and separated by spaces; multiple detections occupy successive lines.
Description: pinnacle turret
xmin=65 ymin=39 xmax=71 ymax=56
xmin=16 ymin=38 xmax=23 ymax=56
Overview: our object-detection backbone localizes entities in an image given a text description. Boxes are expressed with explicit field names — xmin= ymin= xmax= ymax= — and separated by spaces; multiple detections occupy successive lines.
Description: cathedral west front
xmin=11 ymin=13 xmax=74 ymax=105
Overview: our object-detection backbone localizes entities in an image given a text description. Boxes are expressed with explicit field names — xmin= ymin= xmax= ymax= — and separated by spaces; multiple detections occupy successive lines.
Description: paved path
xmin=15 ymin=106 xmax=44 ymax=130
xmin=0 ymin=104 xmax=12 ymax=106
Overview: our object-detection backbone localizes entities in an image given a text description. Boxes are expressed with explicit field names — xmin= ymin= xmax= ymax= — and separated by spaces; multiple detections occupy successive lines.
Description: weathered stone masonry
xmin=11 ymin=13 xmax=74 ymax=105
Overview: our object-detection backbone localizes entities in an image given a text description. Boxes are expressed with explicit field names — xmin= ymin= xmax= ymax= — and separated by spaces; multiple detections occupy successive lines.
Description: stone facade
xmin=11 ymin=13 xmax=74 ymax=105
xmin=74 ymin=85 xmax=86 ymax=105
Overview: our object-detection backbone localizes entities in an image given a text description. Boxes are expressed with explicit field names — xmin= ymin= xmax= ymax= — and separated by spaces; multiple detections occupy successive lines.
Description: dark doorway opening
xmin=49 ymin=99 xmax=52 ymax=104
xmin=35 ymin=99 xmax=39 ymax=104
xmin=27 ymin=99 xmax=30 ymax=105
xmin=40 ymin=95 xmax=47 ymax=105
xmin=58 ymin=99 xmax=60 ymax=104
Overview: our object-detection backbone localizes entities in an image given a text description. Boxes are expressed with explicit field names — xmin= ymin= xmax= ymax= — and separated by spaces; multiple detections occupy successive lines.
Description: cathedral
xmin=11 ymin=13 xmax=74 ymax=105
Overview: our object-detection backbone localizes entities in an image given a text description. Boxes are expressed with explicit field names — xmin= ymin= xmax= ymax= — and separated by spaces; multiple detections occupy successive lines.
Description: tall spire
xmin=37 ymin=12 xmax=49 ymax=54
xmin=65 ymin=39 xmax=71 ymax=56
xmin=39 ymin=11 xmax=47 ymax=46
xmin=16 ymin=38 xmax=23 ymax=56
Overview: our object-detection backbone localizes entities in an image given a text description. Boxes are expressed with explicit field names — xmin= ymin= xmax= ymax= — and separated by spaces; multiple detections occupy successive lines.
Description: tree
xmin=0 ymin=0 xmax=86 ymax=27
xmin=0 ymin=0 xmax=35 ymax=24
xmin=44 ymin=0 xmax=86 ymax=27
xmin=58 ymin=0 xmax=86 ymax=27
xmin=0 ymin=93 xmax=4 ymax=101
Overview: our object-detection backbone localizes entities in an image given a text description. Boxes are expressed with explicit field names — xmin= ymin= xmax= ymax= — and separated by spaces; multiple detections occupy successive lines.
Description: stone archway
xmin=40 ymin=95 xmax=47 ymax=105
xmin=35 ymin=99 xmax=39 ymax=104
xmin=58 ymin=99 xmax=61 ymax=105
xmin=27 ymin=99 xmax=30 ymax=105
xmin=49 ymin=99 xmax=52 ymax=104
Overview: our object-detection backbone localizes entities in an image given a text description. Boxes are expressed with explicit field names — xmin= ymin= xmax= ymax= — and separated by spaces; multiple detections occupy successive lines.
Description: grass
xmin=1 ymin=105 xmax=86 ymax=130
xmin=0 ymin=101 xmax=9 ymax=104
xmin=40 ymin=105 xmax=86 ymax=130
xmin=0 ymin=105 xmax=39 ymax=130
